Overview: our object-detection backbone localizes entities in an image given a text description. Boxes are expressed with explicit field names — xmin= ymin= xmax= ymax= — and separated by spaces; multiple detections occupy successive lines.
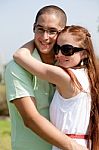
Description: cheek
xmin=35 ymin=34 xmax=41 ymax=41
xmin=72 ymin=55 xmax=81 ymax=64
xmin=50 ymin=37 xmax=57 ymax=46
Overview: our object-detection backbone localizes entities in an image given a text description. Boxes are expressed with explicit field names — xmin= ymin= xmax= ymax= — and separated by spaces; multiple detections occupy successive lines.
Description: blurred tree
xmin=0 ymin=73 xmax=2 ymax=83
xmin=98 ymin=25 xmax=99 ymax=32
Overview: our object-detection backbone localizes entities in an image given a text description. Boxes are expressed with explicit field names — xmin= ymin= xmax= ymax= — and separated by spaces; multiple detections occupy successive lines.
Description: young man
xmin=5 ymin=5 xmax=88 ymax=150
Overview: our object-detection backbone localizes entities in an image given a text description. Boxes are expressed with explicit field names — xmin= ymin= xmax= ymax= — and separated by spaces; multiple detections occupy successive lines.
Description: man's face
xmin=34 ymin=13 xmax=64 ymax=55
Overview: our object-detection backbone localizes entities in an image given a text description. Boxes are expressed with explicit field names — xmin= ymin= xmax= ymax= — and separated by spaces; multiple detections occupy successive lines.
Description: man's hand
xmin=69 ymin=141 xmax=88 ymax=150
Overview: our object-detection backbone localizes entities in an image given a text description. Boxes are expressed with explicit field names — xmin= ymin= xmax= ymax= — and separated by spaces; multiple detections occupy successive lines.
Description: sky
xmin=0 ymin=0 xmax=99 ymax=65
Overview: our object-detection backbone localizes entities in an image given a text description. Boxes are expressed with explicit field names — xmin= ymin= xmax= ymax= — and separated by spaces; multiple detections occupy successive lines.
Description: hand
xmin=70 ymin=142 xmax=88 ymax=150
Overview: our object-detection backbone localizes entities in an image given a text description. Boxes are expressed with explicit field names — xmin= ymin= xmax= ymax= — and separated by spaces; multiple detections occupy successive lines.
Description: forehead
xmin=36 ymin=13 xmax=62 ymax=29
xmin=57 ymin=32 xmax=79 ymax=47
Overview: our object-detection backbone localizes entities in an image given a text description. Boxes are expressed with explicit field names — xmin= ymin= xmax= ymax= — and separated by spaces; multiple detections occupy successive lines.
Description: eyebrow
xmin=36 ymin=24 xmax=59 ymax=31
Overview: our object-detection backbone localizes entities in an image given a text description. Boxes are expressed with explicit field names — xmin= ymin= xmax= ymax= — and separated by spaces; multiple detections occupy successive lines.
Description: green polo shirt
xmin=5 ymin=49 xmax=55 ymax=150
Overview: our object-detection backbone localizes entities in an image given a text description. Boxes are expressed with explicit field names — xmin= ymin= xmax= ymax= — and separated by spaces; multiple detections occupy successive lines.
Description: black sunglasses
xmin=54 ymin=44 xmax=85 ymax=56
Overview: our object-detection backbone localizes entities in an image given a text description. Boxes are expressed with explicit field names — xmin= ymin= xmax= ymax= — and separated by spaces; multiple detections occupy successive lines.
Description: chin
xmin=57 ymin=64 xmax=67 ymax=69
xmin=40 ymin=49 xmax=52 ymax=54
xmin=58 ymin=62 xmax=68 ymax=68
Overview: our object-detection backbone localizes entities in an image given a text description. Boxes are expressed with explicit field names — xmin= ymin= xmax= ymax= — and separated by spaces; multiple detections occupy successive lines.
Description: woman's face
xmin=55 ymin=32 xmax=84 ymax=68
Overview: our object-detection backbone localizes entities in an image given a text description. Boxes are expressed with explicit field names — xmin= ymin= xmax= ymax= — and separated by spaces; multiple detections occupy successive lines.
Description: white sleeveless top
xmin=50 ymin=68 xmax=91 ymax=150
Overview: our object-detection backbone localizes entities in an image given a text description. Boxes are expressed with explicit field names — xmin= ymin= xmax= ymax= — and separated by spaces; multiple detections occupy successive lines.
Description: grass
xmin=0 ymin=118 xmax=11 ymax=150
xmin=0 ymin=83 xmax=11 ymax=150
xmin=0 ymin=83 xmax=9 ymax=116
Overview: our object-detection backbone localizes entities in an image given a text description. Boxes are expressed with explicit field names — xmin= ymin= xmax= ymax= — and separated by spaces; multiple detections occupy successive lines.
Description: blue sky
xmin=0 ymin=0 xmax=99 ymax=64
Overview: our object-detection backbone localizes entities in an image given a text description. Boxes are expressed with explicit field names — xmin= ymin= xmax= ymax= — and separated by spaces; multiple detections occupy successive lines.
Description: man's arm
xmin=13 ymin=96 xmax=88 ymax=150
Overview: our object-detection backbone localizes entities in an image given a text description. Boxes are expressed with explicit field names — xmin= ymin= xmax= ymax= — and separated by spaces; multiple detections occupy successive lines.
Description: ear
xmin=80 ymin=50 xmax=88 ymax=60
xmin=33 ymin=23 xmax=36 ymax=33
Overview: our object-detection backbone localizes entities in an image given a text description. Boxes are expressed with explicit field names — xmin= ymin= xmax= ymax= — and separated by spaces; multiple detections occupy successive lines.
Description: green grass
xmin=0 ymin=119 xmax=11 ymax=150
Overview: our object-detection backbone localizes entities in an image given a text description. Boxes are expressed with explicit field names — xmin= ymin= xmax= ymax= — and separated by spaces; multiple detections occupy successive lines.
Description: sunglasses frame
xmin=54 ymin=44 xmax=85 ymax=56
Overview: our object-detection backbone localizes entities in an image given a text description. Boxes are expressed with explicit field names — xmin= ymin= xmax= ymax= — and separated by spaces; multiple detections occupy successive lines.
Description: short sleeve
xmin=5 ymin=60 xmax=35 ymax=101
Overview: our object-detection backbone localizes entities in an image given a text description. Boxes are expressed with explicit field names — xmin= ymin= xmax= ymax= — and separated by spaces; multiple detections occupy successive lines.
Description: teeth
xmin=41 ymin=42 xmax=48 ymax=45
xmin=42 ymin=44 xmax=48 ymax=46
xmin=42 ymin=43 xmax=46 ymax=45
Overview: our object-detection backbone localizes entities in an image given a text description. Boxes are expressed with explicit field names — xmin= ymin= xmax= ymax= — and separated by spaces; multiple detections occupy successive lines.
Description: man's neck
xmin=39 ymin=51 xmax=55 ymax=65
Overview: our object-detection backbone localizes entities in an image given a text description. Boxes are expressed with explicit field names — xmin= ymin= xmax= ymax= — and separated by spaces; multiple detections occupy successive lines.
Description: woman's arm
xmin=13 ymin=39 xmax=67 ymax=86
xmin=13 ymin=47 xmax=70 ymax=86
xmin=13 ymin=39 xmax=35 ymax=57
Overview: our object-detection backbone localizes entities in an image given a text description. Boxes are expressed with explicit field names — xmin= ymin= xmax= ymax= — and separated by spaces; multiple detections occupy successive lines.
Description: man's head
xmin=33 ymin=5 xmax=67 ymax=55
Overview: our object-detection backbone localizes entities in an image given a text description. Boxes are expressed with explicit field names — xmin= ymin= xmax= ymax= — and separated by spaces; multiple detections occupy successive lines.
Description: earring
xmin=81 ymin=60 xmax=84 ymax=66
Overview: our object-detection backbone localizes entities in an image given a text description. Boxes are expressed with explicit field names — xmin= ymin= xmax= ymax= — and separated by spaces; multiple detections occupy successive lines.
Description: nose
xmin=42 ymin=31 xmax=49 ymax=40
xmin=55 ymin=51 xmax=65 ymax=60
xmin=57 ymin=50 xmax=63 ymax=57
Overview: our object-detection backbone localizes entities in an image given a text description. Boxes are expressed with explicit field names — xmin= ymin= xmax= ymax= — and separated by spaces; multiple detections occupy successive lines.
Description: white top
xmin=50 ymin=68 xmax=91 ymax=150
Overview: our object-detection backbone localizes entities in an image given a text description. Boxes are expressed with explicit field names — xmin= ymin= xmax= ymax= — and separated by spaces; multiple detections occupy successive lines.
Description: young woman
xmin=14 ymin=25 xmax=99 ymax=150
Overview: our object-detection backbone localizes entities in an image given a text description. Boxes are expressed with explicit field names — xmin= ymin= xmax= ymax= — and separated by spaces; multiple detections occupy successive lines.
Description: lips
xmin=57 ymin=57 xmax=69 ymax=62
xmin=40 ymin=41 xmax=50 ymax=48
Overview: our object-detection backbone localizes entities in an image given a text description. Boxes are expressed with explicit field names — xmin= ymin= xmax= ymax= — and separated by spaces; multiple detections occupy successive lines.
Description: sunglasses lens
xmin=61 ymin=45 xmax=74 ymax=56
